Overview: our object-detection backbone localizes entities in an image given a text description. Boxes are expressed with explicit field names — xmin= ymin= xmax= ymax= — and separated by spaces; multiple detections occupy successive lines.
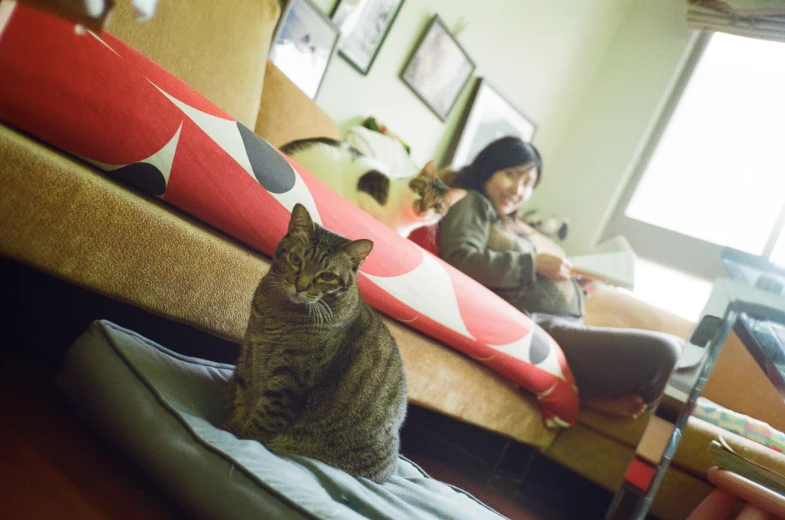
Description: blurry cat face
xmin=408 ymin=161 xmax=465 ymax=225
xmin=273 ymin=204 xmax=372 ymax=310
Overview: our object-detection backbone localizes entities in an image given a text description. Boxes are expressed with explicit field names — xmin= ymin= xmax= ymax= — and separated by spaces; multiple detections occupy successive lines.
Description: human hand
xmin=535 ymin=253 xmax=572 ymax=281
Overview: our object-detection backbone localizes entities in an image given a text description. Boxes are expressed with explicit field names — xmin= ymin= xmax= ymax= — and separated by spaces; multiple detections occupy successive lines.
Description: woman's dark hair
xmin=454 ymin=136 xmax=542 ymax=193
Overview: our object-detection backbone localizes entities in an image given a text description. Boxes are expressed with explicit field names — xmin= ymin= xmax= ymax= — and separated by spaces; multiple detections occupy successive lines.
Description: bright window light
xmin=625 ymin=33 xmax=785 ymax=256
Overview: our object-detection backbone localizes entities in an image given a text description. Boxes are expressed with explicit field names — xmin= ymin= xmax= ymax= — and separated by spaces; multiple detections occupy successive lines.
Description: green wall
xmin=309 ymin=0 xmax=696 ymax=255
xmin=311 ymin=0 xmax=630 ymax=168
xmin=529 ymin=0 xmax=698 ymax=254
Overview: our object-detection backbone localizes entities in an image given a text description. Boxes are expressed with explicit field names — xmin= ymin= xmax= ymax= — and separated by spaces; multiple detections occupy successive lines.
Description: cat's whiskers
xmin=303 ymin=299 xmax=333 ymax=328
xmin=316 ymin=299 xmax=333 ymax=325
xmin=305 ymin=300 xmax=317 ymax=326
xmin=315 ymin=302 xmax=326 ymax=327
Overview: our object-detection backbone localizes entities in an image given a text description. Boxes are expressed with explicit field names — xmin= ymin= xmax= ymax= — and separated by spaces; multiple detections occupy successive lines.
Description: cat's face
xmin=408 ymin=161 xmax=466 ymax=225
xmin=272 ymin=204 xmax=373 ymax=311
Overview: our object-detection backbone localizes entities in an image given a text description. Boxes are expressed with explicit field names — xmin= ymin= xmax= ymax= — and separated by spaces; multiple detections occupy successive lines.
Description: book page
xmin=568 ymin=237 xmax=637 ymax=290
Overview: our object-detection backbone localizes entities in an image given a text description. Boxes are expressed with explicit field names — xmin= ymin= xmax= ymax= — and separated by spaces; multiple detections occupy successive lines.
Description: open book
xmin=568 ymin=236 xmax=636 ymax=290
xmin=709 ymin=437 xmax=785 ymax=494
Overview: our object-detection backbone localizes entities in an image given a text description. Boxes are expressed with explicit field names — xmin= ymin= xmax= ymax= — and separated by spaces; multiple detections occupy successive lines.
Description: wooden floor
xmin=0 ymin=352 xmax=190 ymax=520
xmin=0 ymin=368 xmax=613 ymax=520
xmin=400 ymin=406 xmax=615 ymax=520
xmin=1 ymin=258 xmax=615 ymax=520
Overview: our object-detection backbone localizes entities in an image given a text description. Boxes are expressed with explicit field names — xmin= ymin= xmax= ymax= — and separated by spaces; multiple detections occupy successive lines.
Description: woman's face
xmin=483 ymin=163 xmax=539 ymax=216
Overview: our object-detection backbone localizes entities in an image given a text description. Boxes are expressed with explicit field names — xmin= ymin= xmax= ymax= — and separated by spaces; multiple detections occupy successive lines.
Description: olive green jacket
xmin=439 ymin=190 xmax=584 ymax=317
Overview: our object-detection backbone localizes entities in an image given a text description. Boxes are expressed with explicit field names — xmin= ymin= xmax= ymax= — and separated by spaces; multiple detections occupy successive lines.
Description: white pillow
xmin=344 ymin=125 xmax=420 ymax=179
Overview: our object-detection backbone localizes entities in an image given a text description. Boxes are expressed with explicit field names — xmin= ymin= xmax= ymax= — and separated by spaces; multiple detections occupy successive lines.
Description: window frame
xmin=602 ymin=31 xmax=785 ymax=279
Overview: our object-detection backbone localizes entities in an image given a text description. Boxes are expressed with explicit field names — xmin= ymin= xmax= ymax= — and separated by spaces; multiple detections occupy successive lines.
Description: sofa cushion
xmin=57 ymin=320 xmax=508 ymax=520
xmin=0 ymin=123 xmax=556 ymax=449
xmin=0 ymin=3 xmax=581 ymax=426
xmin=255 ymin=61 xmax=343 ymax=147
xmin=105 ymin=0 xmax=280 ymax=129
xmin=0 ymin=124 xmax=265 ymax=343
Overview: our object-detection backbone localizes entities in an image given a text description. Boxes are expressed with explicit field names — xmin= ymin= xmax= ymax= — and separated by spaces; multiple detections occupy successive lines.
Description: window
xmin=606 ymin=32 xmax=785 ymax=279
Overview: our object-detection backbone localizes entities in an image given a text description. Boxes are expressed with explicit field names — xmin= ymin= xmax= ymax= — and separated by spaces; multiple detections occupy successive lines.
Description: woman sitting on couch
xmin=439 ymin=136 xmax=682 ymax=419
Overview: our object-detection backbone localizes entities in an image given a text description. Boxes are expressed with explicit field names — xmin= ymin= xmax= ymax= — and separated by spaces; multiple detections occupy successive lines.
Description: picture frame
xmin=400 ymin=16 xmax=475 ymax=122
xmin=331 ymin=0 xmax=405 ymax=76
xmin=269 ymin=0 xmax=340 ymax=100
xmin=447 ymin=78 xmax=537 ymax=168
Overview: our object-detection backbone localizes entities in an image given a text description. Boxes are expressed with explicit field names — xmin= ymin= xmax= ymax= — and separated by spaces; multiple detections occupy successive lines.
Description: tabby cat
xmin=280 ymin=137 xmax=465 ymax=237
xmin=224 ymin=204 xmax=408 ymax=483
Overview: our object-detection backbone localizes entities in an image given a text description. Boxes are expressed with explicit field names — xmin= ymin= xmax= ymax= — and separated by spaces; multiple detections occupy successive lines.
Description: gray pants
xmin=532 ymin=314 xmax=682 ymax=406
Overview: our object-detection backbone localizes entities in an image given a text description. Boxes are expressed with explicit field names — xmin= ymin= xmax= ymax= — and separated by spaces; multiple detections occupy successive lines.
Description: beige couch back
xmin=106 ymin=0 xmax=280 ymax=129
xmin=255 ymin=61 xmax=342 ymax=147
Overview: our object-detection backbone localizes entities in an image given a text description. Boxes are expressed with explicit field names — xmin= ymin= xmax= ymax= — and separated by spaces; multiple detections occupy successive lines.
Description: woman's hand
xmin=535 ymin=253 xmax=572 ymax=281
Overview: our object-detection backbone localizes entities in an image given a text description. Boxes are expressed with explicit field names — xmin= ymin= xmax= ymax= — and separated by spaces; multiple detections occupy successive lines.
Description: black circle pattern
xmin=237 ymin=123 xmax=295 ymax=194
xmin=110 ymin=163 xmax=167 ymax=196
xmin=529 ymin=327 xmax=552 ymax=365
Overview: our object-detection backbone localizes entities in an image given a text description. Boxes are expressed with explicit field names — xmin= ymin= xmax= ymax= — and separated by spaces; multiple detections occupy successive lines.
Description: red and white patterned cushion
xmin=0 ymin=4 xmax=579 ymax=426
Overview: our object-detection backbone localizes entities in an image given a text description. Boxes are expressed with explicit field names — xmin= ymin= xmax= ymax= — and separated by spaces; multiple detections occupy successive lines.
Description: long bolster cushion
xmin=0 ymin=4 xmax=579 ymax=426
xmin=57 ymin=320 xmax=509 ymax=520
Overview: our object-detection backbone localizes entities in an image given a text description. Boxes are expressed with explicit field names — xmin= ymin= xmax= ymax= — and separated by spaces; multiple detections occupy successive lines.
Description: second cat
xmin=281 ymin=137 xmax=464 ymax=237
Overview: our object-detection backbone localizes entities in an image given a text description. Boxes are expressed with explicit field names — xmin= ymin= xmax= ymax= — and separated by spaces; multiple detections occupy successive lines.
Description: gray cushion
xmin=56 ymin=320 xmax=507 ymax=520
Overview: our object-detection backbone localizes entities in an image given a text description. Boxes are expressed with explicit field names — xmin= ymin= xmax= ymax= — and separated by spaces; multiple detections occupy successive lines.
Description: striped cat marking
xmin=224 ymin=204 xmax=407 ymax=483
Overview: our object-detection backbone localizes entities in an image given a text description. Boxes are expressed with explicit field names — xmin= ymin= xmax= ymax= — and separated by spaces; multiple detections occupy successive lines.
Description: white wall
xmin=529 ymin=0 xmax=697 ymax=254
xmin=310 ymin=0 xmax=698 ymax=255
xmin=311 ymin=0 xmax=631 ymax=170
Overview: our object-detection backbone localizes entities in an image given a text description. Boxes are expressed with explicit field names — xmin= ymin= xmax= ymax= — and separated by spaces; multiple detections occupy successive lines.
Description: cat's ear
xmin=341 ymin=239 xmax=373 ymax=269
xmin=289 ymin=203 xmax=315 ymax=235
xmin=437 ymin=166 xmax=458 ymax=186
xmin=418 ymin=160 xmax=437 ymax=179
xmin=446 ymin=188 xmax=467 ymax=207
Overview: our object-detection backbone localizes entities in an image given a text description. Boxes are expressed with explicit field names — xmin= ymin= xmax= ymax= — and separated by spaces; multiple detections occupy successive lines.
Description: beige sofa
xmin=2 ymin=1 xmax=784 ymax=519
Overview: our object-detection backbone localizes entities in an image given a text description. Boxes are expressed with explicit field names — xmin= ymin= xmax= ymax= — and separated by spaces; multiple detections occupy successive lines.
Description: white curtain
xmin=687 ymin=0 xmax=785 ymax=41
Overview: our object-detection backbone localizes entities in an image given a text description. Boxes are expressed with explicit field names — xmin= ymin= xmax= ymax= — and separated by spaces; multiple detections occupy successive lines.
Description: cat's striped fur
xmin=224 ymin=204 xmax=407 ymax=482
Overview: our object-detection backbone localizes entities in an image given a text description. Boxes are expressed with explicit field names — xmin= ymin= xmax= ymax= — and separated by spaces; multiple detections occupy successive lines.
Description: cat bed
xmin=0 ymin=4 xmax=579 ymax=426
xmin=56 ymin=320 xmax=508 ymax=520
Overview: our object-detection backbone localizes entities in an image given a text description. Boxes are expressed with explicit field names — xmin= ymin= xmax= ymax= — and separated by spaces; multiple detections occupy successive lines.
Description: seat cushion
xmin=0 ymin=124 xmax=266 ymax=344
xmin=57 ymin=320 xmax=508 ymax=520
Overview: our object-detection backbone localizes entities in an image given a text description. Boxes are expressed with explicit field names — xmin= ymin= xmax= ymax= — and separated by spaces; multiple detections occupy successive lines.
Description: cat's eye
xmin=319 ymin=272 xmax=337 ymax=281
xmin=289 ymin=252 xmax=302 ymax=266
xmin=432 ymin=203 xmax=443 ymax=213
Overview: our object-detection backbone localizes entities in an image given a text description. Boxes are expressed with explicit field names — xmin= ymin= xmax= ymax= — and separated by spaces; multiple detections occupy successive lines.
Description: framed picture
xmin=332 ymin=0 xmax=405 ymax=76
xmin=447 ymin=78 xmax=537 ymax=168
xmin=270 ymin=0 xmax=340 ymax=99
xmin=400 ymin=16 xmax=475 ymax=122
